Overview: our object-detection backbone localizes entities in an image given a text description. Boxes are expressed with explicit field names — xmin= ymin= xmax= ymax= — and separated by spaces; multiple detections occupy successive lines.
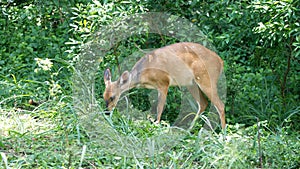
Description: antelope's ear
xmin=104 ymin=69 xmax=111 ymax=85
xmin=120 ymin=71 xmax=129 ymax=85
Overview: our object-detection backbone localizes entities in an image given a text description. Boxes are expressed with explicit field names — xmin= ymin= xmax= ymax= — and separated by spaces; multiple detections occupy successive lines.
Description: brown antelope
xmin=103 ymin=42 xmax=225 ymax=129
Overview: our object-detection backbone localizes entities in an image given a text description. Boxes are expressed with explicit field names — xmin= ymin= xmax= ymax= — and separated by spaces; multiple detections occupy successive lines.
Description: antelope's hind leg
xmin=191 ymin=62 xmax=225 ymax=130
xmin=195 ymin=81 xmax=225 ymax=130
xmin=187 ymin=83 xmax=208 ymax=115
xmin=187 ymin=83 xmax=208 ymax=130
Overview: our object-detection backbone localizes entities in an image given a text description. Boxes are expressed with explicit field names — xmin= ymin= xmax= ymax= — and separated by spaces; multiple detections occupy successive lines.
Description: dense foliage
xmin=1 ymin=0 xmax=299 ymax=168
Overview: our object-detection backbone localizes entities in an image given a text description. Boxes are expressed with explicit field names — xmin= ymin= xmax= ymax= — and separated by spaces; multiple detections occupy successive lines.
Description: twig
xmin=257 ymin=117 xmax=263 ymax=168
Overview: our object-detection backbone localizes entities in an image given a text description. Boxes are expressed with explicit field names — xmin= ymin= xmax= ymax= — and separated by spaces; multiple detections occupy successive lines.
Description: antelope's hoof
xmin=147 ymin=115 xmax=158 ymax=124
xmin=153 ymin=120 xmax=160 ymax=126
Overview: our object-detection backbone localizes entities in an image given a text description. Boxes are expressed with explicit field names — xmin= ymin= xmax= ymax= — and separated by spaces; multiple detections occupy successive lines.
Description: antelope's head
xmin=103 ymin=68 xmax=130 ymax=110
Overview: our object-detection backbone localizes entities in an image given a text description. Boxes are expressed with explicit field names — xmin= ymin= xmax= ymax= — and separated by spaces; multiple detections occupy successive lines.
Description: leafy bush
xmin=1 ymin=0 xmax=299 ymax=168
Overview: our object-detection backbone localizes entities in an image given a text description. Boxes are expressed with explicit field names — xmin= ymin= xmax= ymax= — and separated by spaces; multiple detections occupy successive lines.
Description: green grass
xmin=1 ymin=97 xmax=299 ymax=169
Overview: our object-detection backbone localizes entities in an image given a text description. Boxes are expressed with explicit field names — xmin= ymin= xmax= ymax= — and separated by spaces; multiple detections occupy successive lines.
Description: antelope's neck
xmin=119 ymin=72 xmax=137 ymax=93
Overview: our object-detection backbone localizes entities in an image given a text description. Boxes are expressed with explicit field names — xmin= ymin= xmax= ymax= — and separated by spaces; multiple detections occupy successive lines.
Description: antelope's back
xmin=131 ymin=42 xmax=222 ymax=86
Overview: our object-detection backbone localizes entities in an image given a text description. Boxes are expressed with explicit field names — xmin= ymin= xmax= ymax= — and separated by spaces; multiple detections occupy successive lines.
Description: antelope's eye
xmin=109 ymin=96 xmax=115 ymax=102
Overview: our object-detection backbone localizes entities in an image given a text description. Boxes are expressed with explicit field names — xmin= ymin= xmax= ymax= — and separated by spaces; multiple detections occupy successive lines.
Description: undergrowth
xmin=1 ymin=97 xmax=299 ymax=168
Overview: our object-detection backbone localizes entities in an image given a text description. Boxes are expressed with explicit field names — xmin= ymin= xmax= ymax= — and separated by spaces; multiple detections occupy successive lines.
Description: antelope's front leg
xmin=155 ymin=87 xmax=168 ymax=124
